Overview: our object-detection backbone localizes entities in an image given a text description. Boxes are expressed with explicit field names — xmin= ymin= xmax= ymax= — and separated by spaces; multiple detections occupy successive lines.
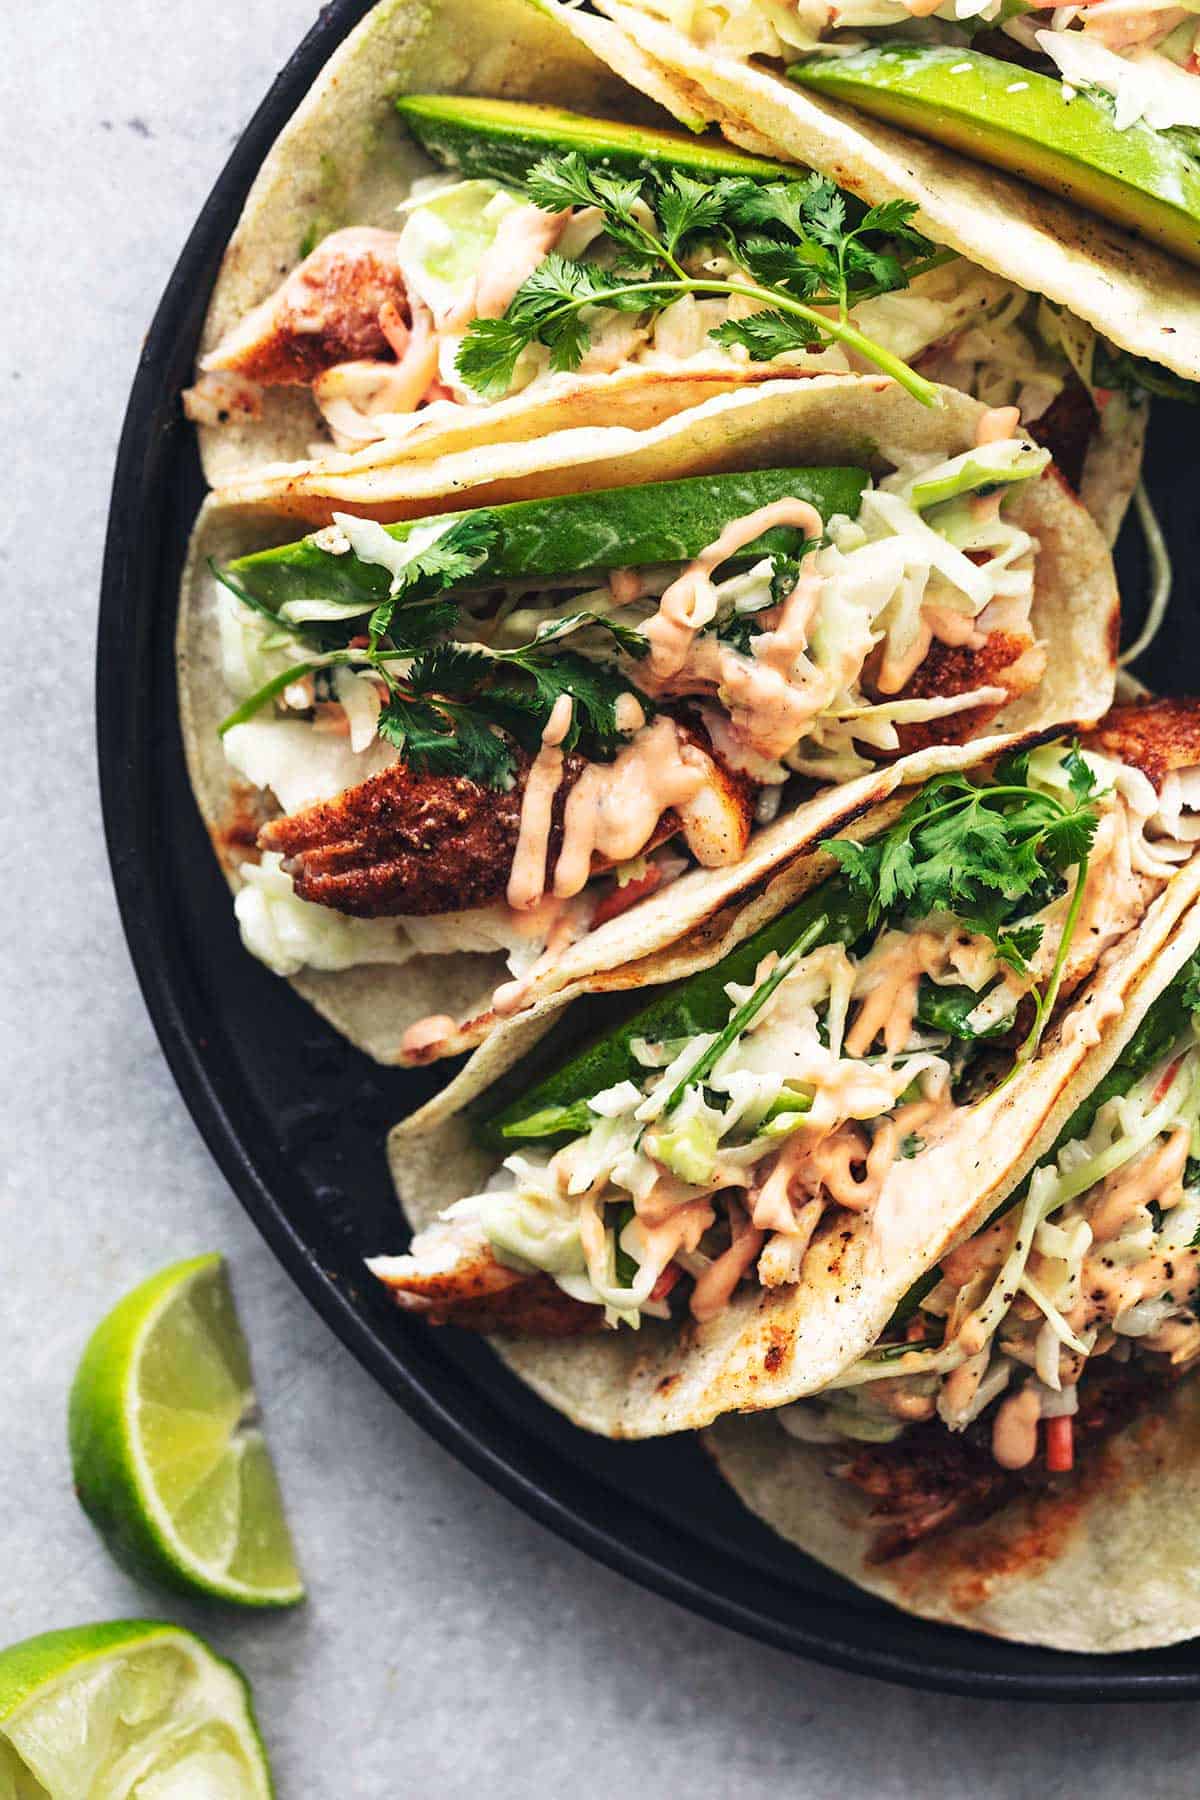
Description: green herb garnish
xmin=657 ymin=912 xmax=829 ymax=1120
xmin=822 ymin=746 xmax=1101 ymax=1069
xmin=457 ymin=155 xmax=948 ymax=407
xmin=215 ymin=513 xmax=648 ymax=788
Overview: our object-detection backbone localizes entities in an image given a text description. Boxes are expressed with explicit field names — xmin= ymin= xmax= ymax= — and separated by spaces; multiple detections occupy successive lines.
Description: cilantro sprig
xmin=822 ymin=745 xmax=1102 ymax=1069
xmin=457 ymin=154 xmax=949 ymax=408
xmin=375 ymin=636 xmax=649 ymax=786
xmin=215 ymin=516 xmax=648 ymax=786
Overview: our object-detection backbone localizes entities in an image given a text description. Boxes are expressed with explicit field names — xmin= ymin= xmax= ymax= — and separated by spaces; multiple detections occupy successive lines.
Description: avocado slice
xmin=396 ymin=94 xmax=799 ymax=188
xmin=228 ymin=467 xmax=869 ymax=612
xmin=792 ymin=46 xmax=1200 ymax=268
xmin=477 ymin=875 xmax=870 ymax=1149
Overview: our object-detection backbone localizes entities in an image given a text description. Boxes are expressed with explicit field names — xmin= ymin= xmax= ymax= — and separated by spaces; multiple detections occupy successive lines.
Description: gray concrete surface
xmin=4 ymin=3 xmax=1199 ymax=1793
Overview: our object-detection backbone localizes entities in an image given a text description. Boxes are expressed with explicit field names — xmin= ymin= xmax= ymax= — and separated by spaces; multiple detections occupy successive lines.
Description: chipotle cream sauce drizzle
xmin=553 ymin=719 xmax=711 ymax=898
xmin=640 ymin=499 xmax=847 ymax=761
xmin=397 ymin=1013 xmax=458 ymax=1059
xmin=844 ymin=931 xmax=949 ymax=1059
xmin=506 ymin=695 xmax=574 ymax=912
xmin=1087 ymin=1128 xmax=1189 ymax=1244
xmin=690 ymin=1207 xmax=764 ymax=1322
xmin=489 ymin=907 xmax=580 ymax=1020
xmin=991 ymin=1382 xmax=1042 ymax=1469
xmin=642 ymin=498 xmax=823 ymax=682
xmin=446 ymin=205 xmax=571 ymax=330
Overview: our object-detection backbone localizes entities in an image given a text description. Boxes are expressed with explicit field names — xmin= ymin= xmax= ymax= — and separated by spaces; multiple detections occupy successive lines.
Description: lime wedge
xmin=0 ymin=1620 xmax=273 ymax=1797
xmin=68 ymin=1255 xmax=304 ymax=1609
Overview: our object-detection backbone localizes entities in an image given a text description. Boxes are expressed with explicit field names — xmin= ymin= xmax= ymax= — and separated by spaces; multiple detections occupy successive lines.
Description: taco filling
xmin=185 ymin=100 xmax=944 ymax=439
xmin=371 ymin=718 xmax=1200 ymax=1336
xmin=184 ymin=95 xmax=1143 ymax=475
xmin=209 ymin=427 xmax=1060 ymax=1030
xmin=776 ymin=945 xmax=1200 ymax=1559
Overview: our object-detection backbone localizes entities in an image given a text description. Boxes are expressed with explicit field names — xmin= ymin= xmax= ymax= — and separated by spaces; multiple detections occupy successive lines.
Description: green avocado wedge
xmin=792 ymin=46 xmax=1200 ymax=269
xmin=477 ymin=874 xmax=870 ymax=1148
xmin=396 ymin=94 xmax=800 ymax=188
xmin=228 ymin=468 xmax=869 ymax=612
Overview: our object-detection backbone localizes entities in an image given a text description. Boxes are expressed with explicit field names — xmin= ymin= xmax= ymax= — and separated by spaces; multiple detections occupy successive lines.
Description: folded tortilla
xmin=707 ymin=1379 xmax=1200 ymax=1653
xmin=193 ymin=0 xmax=689 ymax=487
xmin=191 ymin=0 xmax=1144 ymax=542
xmin=537 ymin=0 xmax=1200 ymax=391
xmin=704 ymin=889 xmax=1200 ymax=1650
xmin=178 ymin=376 xmax=1116 ymax=1067
xmin=383 ymin=740 xmax=1200 ymax=1439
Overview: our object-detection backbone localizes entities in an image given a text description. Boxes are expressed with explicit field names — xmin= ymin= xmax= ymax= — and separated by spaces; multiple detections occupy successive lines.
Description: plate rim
xmin=96 ymin=0 xmax=1200 ymax=1701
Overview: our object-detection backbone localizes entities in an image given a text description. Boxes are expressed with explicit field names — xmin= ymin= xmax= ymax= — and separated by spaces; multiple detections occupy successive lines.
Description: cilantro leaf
xmin=716 ymin=174 xmax=826 ymax=239
xmin=1039 ymin=806 xmax=1100 ymax=870
xmin=383 ymin=625 xmax=650 ymax=786
xmin=821 ymin=759 xmax=1099 ymax=940
xmin=531 ymin=611 xmax=651 ymax=659
xmin=993 ymin=924 xmax=1045 ymax=977
xmin=860 ymin=198 xmax=929 ymax=243
xmin=708 ymin=309 xmax=819 ymax=361
xmin=524 ymin=150 xmax=601 ymax=214
xmin=657 ymin=172 xmax=727 ymax=256
xmin=821 ymin=751 xmax=1101 ymax=1066
xmin=453 ymin=316 xmax=532 ymax=400
xmin=377 ymin=691 xmax=518 ymax=788
xmin=800 ymin=177 xmax=847 ymax=247
xmin=733 ymin=234 xmax=827 ymax=298
xmin=367 ymin=513 xmax=498 ymax=645
xmin=1061 ymin=745 xmax=1099 ymax=804
xmin=496 ymin=648 xmax=648 ymax=758
xmin=591 ymin=170 xmax=648 ymax=232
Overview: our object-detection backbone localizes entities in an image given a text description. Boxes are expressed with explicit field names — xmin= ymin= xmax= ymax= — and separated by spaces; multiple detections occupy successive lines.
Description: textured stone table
xmin=5 ymin=4 xmax=1199 ymax=1792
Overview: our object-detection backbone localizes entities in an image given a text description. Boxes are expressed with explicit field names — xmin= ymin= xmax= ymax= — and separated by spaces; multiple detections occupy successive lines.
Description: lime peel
xmin=0 ymin=1620 xmax=273 ymax=1797
xmin=69 ymin=1255 xmax=304 ymax=1609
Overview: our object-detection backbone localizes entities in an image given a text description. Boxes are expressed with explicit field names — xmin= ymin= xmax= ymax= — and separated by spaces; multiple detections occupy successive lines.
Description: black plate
xmin=98 ymin=0 xmax=1200 ymax=1699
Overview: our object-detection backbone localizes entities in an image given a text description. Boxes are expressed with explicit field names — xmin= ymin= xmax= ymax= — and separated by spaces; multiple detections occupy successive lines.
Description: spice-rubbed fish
xmin=258 ymin=722 xmax=754 ymax=918
xmin=827 ymin=1361 xmax=1177 ymax=1561
xmin=198 ymin=228 xmax=412 ymax=392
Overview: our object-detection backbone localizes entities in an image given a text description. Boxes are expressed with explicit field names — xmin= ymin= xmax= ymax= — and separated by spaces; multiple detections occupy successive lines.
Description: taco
xmin=178 ymin=377 xmax=1116 ymax=1066
xmin=370 ymin=702 xmax=1200 ymax=1442
xmin=705 ymin=728 xmax=1200 ymax=1648
xmin=531 ymin=0 xmax=1200 ymax=399
xmin=185 ymin=0 xmax=1144 ymax=541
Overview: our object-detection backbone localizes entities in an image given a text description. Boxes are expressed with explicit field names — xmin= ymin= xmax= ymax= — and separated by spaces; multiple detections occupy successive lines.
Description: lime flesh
xmin=68 ymin=1256 xmax=303 ymax=1609
xmin=793 ymin=46 xmax=1200 ymax=268
xmin=0 ymin=1621 xmax=272 ymax=1798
